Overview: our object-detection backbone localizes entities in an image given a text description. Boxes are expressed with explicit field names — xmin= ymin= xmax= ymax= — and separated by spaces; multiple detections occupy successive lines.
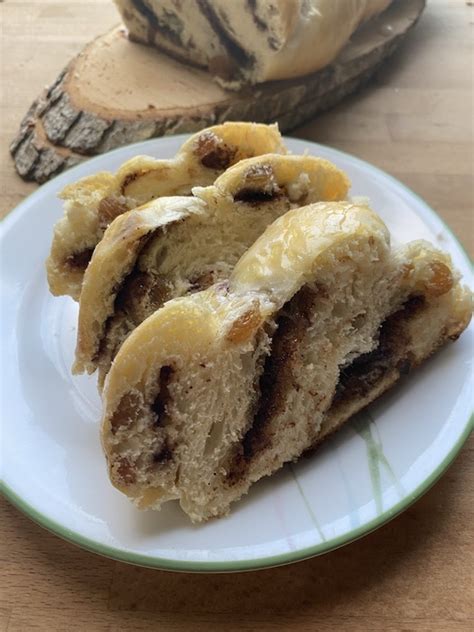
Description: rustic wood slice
xmin=11 ymin=0 xmax=425 ymax=183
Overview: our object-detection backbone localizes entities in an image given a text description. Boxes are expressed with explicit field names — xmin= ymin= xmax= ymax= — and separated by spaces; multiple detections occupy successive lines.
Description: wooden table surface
xmin=1 ymin=1 xmax=473 ymax=630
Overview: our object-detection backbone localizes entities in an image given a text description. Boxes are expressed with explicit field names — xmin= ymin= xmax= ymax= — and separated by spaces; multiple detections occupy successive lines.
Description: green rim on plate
xmin=2 ymin=413 xmax=472 ymax=572
xmin=1 ymin=138 xmax=472 ymax=572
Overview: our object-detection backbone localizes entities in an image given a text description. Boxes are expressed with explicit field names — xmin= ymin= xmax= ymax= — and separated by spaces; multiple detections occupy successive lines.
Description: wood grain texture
xmin=8 ymin=0 xmax=426 ymax=183
xmin=0 ymin=1 xmax=473 ymax=631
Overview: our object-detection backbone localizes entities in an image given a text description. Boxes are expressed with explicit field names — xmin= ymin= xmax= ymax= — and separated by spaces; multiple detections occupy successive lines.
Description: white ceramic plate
xmin=1 ymin=136 xmax=472 ymax=572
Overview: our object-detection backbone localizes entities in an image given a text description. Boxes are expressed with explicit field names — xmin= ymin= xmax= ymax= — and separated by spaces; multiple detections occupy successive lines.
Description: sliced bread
xmin=74 ymin=153 xmax=350 ymax=385
xmin=46 ymin=122 xmax=285 ymax=299
xmin=100 ymin=201 xmax=472 ymax=521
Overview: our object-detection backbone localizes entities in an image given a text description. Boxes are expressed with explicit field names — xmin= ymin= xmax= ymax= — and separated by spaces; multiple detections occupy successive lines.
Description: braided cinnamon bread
xmin=100 ymin=201 xmax=472 ymax=521
xmin=74 ymin=153 xmax=350 ymax=385
xmin=46 ymin=122 xmax=286 ymax=299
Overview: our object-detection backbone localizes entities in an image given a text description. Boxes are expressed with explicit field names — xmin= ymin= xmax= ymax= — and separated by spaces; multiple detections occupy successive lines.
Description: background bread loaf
xmin=115 ymin=0 xmax=393 ymax=87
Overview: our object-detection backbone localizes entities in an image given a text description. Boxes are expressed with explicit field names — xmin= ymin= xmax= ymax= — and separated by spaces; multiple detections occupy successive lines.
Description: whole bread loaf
xmin=115 ymin=0 xmax=392 ymax=88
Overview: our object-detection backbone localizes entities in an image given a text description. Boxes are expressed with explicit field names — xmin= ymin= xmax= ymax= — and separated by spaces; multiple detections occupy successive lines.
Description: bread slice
xmin=46 ymin=122 xmax=286 ymax=300
xmin=100 ymin=201 xmax=472 ymax=522
xmin=115 ymin=0 xmax=392 ymax=88
xmin=74 ymin=154 xmax=350 ymax=385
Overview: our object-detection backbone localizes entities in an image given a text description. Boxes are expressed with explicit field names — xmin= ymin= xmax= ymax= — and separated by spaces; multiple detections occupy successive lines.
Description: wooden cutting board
xmin=10 ymin=0 xmax=425 ymax=183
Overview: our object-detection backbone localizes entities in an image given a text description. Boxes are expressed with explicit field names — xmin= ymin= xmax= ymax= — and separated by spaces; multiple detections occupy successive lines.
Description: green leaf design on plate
xmin=352 ymin=411 xmax=404 ymax=514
